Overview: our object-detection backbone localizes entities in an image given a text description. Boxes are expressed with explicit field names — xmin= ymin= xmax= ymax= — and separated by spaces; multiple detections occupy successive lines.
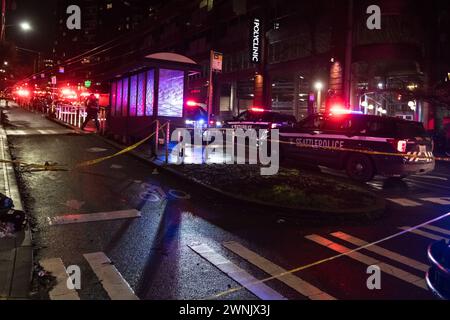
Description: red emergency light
xmin=250 ymin=107 xmax=266 ymax=112
xmin=329 ymin=104 xmax=349 ymax=115
xmin=16 ymin=89 xmax=30 ymax=97
xmin=186 ymin=100 xmax=197 ymax=107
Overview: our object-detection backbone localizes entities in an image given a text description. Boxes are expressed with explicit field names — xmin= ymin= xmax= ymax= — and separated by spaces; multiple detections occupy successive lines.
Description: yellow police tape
xmin=76 ymin=121 xmax=169 ymax=168
xmin=0 ymin=121 xmax=169 ymax=172
xmin=2 ymin=125 xmax=450 ymax=171
xmin=270 ymin=137 xmax=445 ymax=161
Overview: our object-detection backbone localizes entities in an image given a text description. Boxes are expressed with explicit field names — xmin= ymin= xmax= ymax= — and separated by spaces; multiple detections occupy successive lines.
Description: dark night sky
xmin=6 ymin=0 xmax=57 ymax=55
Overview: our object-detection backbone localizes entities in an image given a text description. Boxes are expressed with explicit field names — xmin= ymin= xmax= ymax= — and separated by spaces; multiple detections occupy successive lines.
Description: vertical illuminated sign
xmin=249 ymin=17 xmax=262 ymax=64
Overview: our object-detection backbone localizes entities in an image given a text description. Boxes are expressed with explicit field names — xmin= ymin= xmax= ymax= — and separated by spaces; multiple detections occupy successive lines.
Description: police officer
xmin=81 ymin=94 xmax=100 ymax=132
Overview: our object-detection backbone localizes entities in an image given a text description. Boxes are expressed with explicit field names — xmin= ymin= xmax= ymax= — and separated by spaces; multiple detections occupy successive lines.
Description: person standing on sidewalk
xmin=81 ymin=94 xmax=100 ymax=132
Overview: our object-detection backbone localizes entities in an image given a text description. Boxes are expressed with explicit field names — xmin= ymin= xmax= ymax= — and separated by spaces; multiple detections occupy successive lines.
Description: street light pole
xmin=1 ymin=0 xmax=6 ymax=42
xmin=315 ymin=81 xmax=323 ymax=113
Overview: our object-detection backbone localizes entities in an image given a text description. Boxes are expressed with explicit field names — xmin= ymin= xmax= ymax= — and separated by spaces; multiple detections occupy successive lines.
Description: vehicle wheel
xmin=346 ymin=154 xmax=375 ymax=182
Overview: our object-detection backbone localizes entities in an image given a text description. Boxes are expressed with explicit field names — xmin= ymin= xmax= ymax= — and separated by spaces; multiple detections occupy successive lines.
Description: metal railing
xmin=55 ymin=104 xmax=107 ymax=134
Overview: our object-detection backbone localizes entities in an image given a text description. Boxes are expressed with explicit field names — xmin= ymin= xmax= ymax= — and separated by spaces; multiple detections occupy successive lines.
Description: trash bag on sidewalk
xmin=0 ymin=209 xmax=27 ymax=231
xmin=0 ymin=193 xmax=27 ymax=233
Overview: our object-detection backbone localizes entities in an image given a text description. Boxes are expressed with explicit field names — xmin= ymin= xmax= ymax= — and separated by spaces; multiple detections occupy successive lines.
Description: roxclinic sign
xmin=250 ymin=17 xmax=262 ymax=64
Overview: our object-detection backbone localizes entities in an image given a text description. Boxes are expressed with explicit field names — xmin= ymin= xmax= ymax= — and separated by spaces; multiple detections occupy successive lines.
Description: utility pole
xmin=1 ymin=0 xmax=6 ymax=42
xmin=207 ymin=50 xmax=214 ymax=127
xmin=343 ymin=0 xmax=354 ymax=108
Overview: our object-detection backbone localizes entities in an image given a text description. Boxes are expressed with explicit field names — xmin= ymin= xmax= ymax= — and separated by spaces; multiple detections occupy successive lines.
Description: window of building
xmin=145 ymin=70 xmax=155 ymax=116
xmin=137 ymin=72 xmax=146 ymax=116
xmin=116 ymin=79 xmax=123 ymax=116
xmin=129 ymin=75 xmax=138 ymax=116
xmin=158 ymin=69 xmax=184 ymax=117
xmin=122 ymin=77 xmax=129 ymax=116
xmin=110 ymin=81 xmax=117 ymax=116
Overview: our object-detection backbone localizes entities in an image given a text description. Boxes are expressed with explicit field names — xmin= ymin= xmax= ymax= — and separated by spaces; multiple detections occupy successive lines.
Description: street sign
xmin=211 ymin=51 xmax=223 ymax=72
xmin=51 ymin=76 xmax=57 ymax=85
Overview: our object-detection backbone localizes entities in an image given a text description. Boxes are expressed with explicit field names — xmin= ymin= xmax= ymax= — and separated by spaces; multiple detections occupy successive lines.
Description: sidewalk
xmin=0 ymin=103 xmax=33 ymax=300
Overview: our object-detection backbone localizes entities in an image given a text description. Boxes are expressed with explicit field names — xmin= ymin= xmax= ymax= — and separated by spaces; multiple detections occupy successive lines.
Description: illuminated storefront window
xmin=158 ymin=69 xmax=184 ymax=117
xmin=145 ymin=70 xmax=154 ymax=116
xmin=129 ymin=75 xmax=138 ymax=116
xmin=116 ymin=79 xmax=123 ymax=116
xmin=137 ymin=72 xmax=145 ymax=116
xmin=111 ymin=81 xmax=116 ymax=116
xmin=122 ymin=77 xmax=129 ymax=116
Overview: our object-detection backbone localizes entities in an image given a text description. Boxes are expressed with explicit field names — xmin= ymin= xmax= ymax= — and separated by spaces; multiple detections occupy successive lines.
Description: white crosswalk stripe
xmin=386 ymin=198 xmax=422 ymax=207
xmin=223 ymin=241 xmax=336 ymax=300
xmin=40 ymin=253 xmax=138 ymax=300
xmin=418 ymin=225 xmax=450 ymax=236
xmin=305 ymin=234 xmax=427 ymax=290
xmin=189 ymin=244 xmax=287 ymax=300
xmin=399 ymin=227 xmax=449 ymax=241
xmin=420 ymin=198 xmax=450 ymax=205
xmin=47 ymin=209 xmax=141 ymax=225
xmin=83 ymin=252 xmax=139 ymax=300
xmin=330 ymin=232 xmax=428 ymax=272
xmin=6 ymin=129 xmax=72 ymax=136
xmin=39 ymin=258 xmax=80 ymax=300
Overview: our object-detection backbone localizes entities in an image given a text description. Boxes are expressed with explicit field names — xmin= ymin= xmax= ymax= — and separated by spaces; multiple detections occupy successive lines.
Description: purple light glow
xmin=146 ymin=70 xmax=154 ymax=116
xmin=158 ymin=69 xmax=184 ymax=118
xmin=129 ymin=75 xmax=138 ymax=117
xmin=137 ymin=72 xmax=145 ymax=116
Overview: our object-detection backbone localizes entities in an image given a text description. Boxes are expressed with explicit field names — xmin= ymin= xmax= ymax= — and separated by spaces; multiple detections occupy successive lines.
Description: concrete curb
xmin=47 ymin=115 xmax=386 ymax=222
xmin=0 ymin=109 xmax=33 ymax=299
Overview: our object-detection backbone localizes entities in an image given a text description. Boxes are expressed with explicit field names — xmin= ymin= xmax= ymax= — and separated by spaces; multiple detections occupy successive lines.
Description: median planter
xmin=160 ymin=164 xmax=385 ymax=222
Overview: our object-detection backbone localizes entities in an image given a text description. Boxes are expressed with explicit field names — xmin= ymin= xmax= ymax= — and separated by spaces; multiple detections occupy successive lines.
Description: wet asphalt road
xmin=4 ymin=105 xmax=450 ymax=300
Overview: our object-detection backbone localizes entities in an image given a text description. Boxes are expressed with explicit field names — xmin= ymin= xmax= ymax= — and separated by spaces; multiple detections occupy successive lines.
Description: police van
xmin=279 ymin=113 xmax=435 ymax=182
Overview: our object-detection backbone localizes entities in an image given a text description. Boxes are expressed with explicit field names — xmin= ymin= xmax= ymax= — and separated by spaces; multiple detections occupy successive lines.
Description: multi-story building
xmin=46 ymin=0 xmax=450 ymax=131
xmin=51 ymin=0 xmax=154 ymax=82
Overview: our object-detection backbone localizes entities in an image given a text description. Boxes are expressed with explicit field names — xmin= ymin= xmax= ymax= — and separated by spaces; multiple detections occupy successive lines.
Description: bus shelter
xmin=107 ymin=53 xmax=200 ymax=141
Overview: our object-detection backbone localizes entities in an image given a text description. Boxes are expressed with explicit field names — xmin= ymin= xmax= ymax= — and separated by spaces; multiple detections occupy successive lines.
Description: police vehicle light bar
xmin=250 ymin=107 xmax=266 ymax=112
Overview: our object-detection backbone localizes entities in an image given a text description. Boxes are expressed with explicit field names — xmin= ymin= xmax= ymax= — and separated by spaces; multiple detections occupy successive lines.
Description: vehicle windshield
xmin=185 ymin=106 xmax=207 ymax=120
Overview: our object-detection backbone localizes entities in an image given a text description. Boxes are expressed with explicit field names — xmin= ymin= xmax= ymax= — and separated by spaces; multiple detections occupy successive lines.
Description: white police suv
xmin=279 ymin=113 xmax=435 ymax=182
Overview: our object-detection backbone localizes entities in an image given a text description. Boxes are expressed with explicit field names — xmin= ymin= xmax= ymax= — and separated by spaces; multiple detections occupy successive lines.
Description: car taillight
xmin=388 ymin=139 xmax=407 ymax=153
xmin=397 ymin=140 xmax=407 ymax=153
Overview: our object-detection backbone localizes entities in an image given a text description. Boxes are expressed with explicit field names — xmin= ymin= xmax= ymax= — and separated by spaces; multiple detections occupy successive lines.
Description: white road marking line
xmin=399 ymin=227 xmax=447 ymax=241
xmin=210 ymin=213 xmax=450 ymax=299
xmin=39 ymin=258 xmax=80 ymax=300
xmin=47 ymin=209 xmax=141 ymax=225
xmin=189 ymin=244 xmax=287 ymax=300
xmin=0 ymin=137 xmax=10 ymax=196
xmin=83 ymin=252 xmax=139 ymax=300
xmin=87 ymin=147 xmax=108 ymax=153
xmin=223 ymin=241 xmax=335 ymax=300
xmin=420 ymin=197 xmax=450 ymax=205
xmin=421 ymin=224 xmax=450 ymax=236
xmin=412 ymin=175 xmax=448 ymax=181
xmin=305 ymin=234 xmax=427 ymax=290
xmin=330 ymin=232 xmax=428 ymax=272
xmin=386 ymin=198 xmax=422 ymax=207
xmin=405 ymin=178 xmax=450 ymax=191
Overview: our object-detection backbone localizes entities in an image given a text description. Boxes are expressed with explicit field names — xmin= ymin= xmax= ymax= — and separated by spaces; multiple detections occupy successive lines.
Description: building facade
xmin=38 ymin=0 xmax=450 ymax=131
